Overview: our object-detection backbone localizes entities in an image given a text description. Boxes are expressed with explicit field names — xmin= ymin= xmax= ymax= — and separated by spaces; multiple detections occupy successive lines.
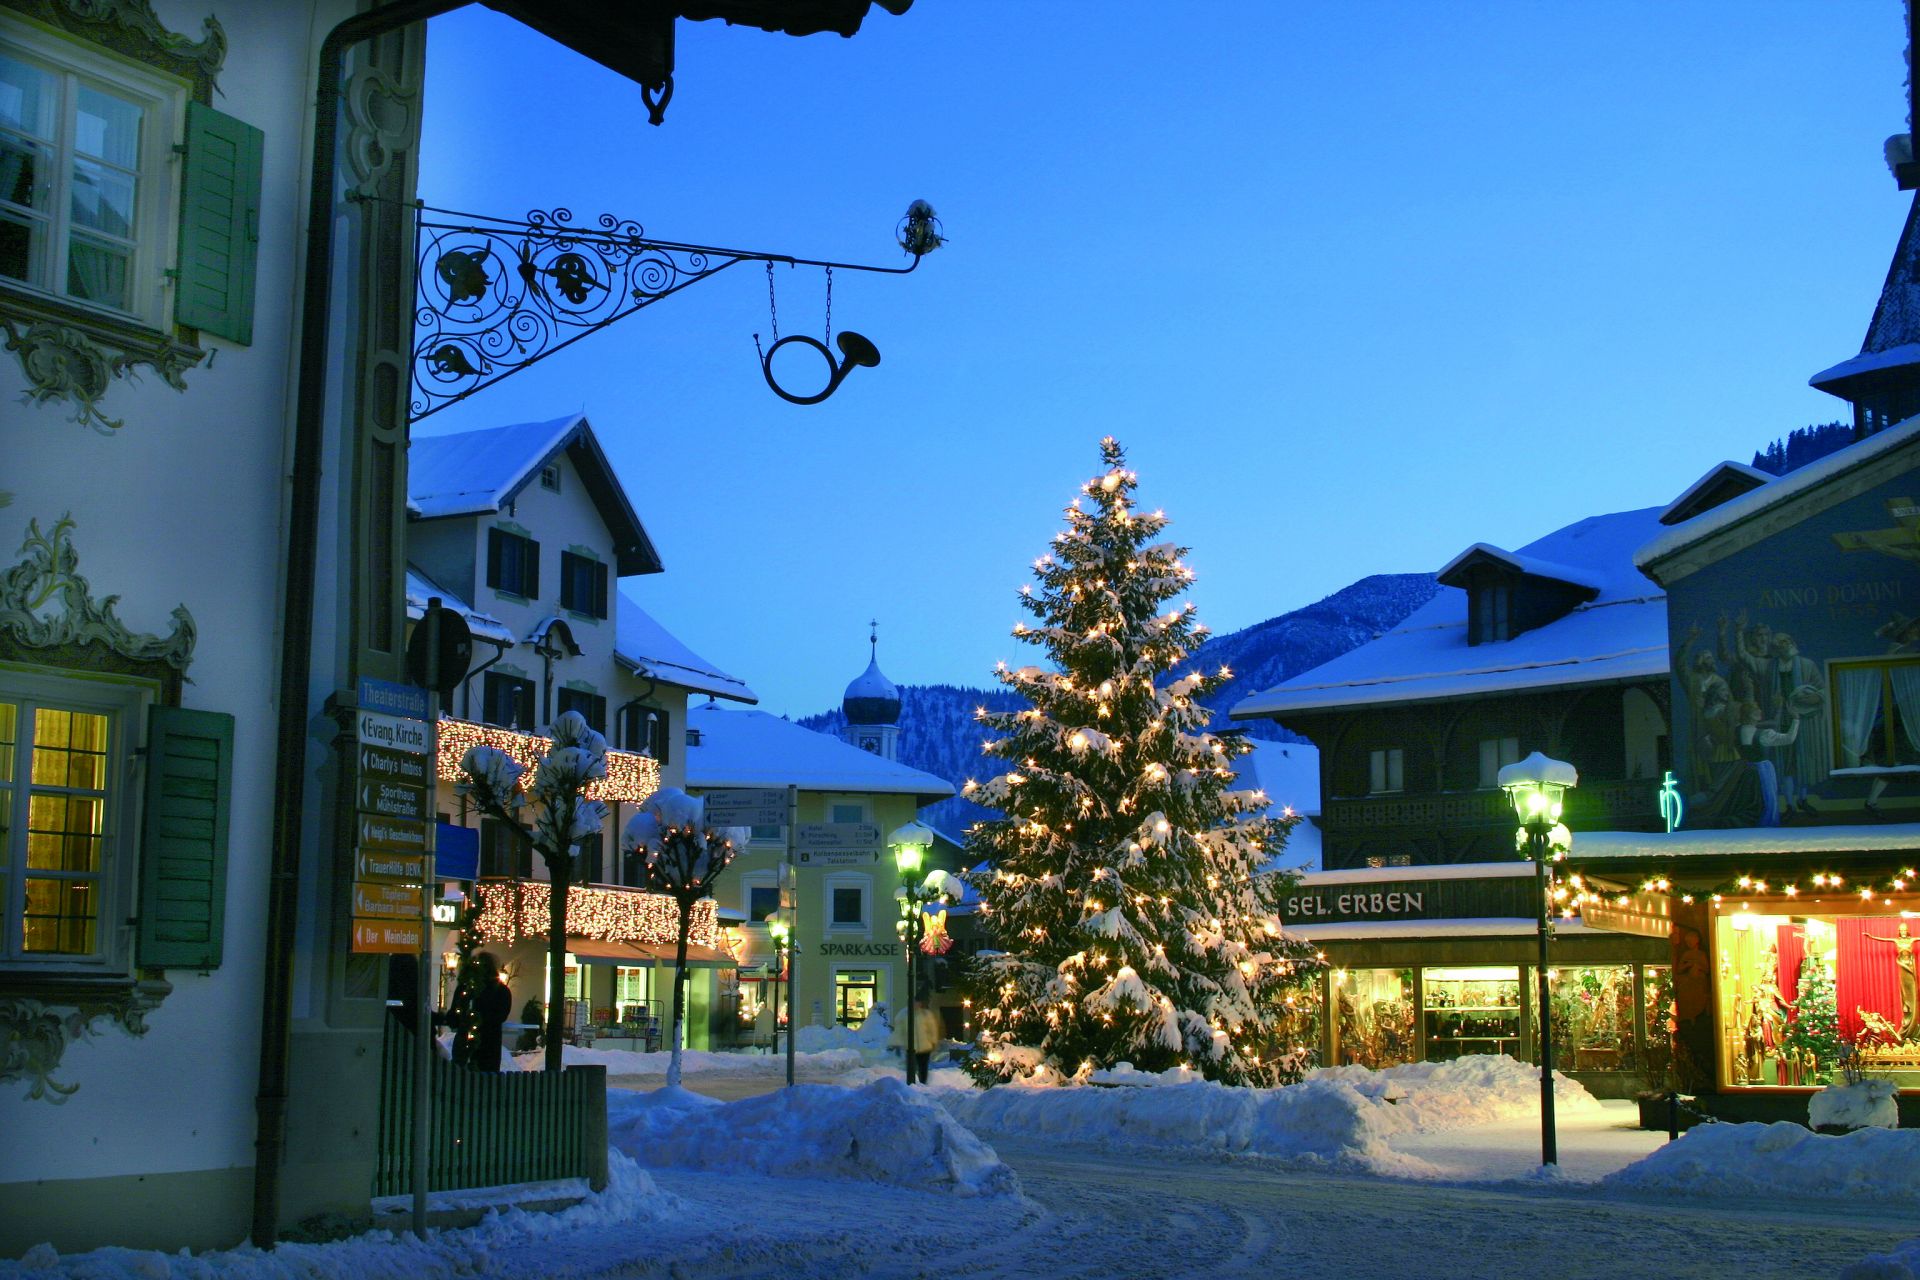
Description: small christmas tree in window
xmin=1782 ymin=954 xmax=1844 ymax=1080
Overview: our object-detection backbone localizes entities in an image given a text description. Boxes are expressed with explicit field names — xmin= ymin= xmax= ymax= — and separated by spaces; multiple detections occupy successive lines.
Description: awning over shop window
xmin=566 ymin=938 xmax=650 ymax=962
xmin=633 ymin=941 xmax=740 ymax=969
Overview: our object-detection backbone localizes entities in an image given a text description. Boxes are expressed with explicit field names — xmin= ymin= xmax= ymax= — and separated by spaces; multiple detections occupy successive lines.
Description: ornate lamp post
xmin=1498 ymin=750 xmax=1578 ymax=1168
xmin=891 ymin=821 xmax=935 ymax=1085
xmin=766 ymin=914 xmax=791 ymax=1064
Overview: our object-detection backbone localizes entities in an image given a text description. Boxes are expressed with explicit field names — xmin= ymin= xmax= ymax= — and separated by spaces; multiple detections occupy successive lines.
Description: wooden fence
xmin=375 ymin=1027 xmax=608 ymax=1197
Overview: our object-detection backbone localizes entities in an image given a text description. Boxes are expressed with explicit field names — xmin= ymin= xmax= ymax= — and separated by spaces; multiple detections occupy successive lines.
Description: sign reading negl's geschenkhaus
xmin=350 ymin=680 xmax=435 ymax=954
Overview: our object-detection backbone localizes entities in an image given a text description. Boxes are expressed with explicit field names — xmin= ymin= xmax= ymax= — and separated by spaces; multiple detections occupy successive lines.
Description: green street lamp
xmin=765 ymin=914 xmax=791 ymax=1074
xmin=1498 ymin=750 xmax=1578 ymax=1169
xmin=891 ymin=821 xmax=935 ymax=1086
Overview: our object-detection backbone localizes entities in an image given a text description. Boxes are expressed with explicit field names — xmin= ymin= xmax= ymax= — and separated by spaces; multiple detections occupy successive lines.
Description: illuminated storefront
xmin=1285 ymin=864 xmax=1667 ymax=1092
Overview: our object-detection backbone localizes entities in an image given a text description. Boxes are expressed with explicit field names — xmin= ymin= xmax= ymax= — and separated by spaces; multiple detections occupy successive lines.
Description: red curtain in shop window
xmin=1836 ymin=917 xmax=1907 ymax=1043
xmin=1776 ymin=924 xmax=1804 ymax=1007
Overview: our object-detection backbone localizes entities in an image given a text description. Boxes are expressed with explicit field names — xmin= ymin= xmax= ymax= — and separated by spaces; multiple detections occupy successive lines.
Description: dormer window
xmin=1471 ymin=583 xmax=1512 ymax=645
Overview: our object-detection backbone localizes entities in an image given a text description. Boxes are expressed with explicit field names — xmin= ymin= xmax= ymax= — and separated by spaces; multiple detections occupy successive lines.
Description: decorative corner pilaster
xmin=1 ymin=977 xmax=173 ymax=1102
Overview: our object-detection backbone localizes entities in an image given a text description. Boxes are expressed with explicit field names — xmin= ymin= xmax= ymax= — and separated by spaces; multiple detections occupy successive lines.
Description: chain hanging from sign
xmin=402 ymin=198 xmax=941 ymax=420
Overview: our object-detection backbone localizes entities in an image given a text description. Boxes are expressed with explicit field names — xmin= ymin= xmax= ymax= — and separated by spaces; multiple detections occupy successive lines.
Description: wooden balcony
xmin=1324 ymin=779 xmax=1665 ymax=834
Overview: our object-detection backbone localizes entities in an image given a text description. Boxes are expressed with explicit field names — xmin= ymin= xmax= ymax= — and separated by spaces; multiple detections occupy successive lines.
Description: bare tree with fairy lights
xmin=456 ymin=709 xmax=608 ymax=1072
xmin=623 ymin=788 xmax=748 ymax=1088
xmin=962 ymin=437 xmax=1325 ymax=1088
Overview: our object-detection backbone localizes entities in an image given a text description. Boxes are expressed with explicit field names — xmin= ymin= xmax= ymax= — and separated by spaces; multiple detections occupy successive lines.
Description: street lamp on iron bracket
xmin=400 ymin=197 xmax=942 ymax=420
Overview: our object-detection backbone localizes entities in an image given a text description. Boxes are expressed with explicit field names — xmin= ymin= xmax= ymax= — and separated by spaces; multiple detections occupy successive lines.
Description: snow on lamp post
xmin=1498 ymin=750 xmax=1578 ymax=1169
xmin=766 ymin=913 xmax=791 ymax=1058
xmin=622 ymin=788 xmax=747 ymax=1089
xmin=891 ymin=821 xmax=962 ymax=1086
xmin=456 ymin=709 xmax=608 ymax=1073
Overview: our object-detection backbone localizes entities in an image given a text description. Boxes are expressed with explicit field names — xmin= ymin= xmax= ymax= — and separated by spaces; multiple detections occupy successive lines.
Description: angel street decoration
xmin=407 ymin=198 xmax=942 ymax=420
xmin=623 ymin=789 xmax=749 ymax=1088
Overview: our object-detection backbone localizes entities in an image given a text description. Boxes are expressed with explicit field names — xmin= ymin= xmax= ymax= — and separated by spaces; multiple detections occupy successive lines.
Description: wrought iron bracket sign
xmin=406 ymin=198 xmax=941 ymax=420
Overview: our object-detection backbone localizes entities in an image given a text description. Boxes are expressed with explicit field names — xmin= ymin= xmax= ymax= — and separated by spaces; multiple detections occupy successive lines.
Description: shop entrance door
xmin=835 ymin=969 xmax=879 ymax=1026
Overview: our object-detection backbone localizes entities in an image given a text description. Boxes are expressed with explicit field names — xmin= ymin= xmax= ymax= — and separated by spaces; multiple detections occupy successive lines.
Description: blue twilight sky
xmin=418 ymin=2 xmax=1907 ymax=719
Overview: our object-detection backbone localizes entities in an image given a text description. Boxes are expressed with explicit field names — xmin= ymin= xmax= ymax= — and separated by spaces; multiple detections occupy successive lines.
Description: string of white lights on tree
xmin=469 ymin=878 xmax=717 ymax=948
xmin=437 ymin=716 xmax=661 ymax=805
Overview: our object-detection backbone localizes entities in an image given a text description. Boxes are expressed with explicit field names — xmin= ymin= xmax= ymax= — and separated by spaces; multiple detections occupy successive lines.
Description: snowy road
xmin=568 ymin=1137 xmax=1914 ymax=1280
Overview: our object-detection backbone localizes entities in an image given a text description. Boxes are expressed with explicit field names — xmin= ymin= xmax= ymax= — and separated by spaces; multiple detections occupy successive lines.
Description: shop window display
xmin=1714 ymin=908 xmax=1920 ymax=1089
xmin=1548 ymin=965 xmax=1635 ymax=1072
xmin=1333 ymin=968 xmax=1414 ymax=1068
xmin=1643 ymin=965 xmax=1674 ymax=1084
xmin=1276 ymin=973 xmax=1325 ymax=1071
xmin=1424 ymin=966 xmax=1521 ymax=1061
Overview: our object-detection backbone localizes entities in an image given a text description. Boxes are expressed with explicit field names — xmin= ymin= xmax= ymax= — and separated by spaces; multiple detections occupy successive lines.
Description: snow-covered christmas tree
xmin=962 ymin=438 xmax=1324 ymax=1088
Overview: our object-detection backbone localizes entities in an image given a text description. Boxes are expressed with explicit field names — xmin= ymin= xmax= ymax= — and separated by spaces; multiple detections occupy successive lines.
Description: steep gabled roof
xmin=1232 ymin=507 xmax=1667 ymax=719
xmin=1810 ymin=193 xmax=1920 ymax=398
xmin=1635 ymin=415 xmax=1920 ymax=578
xmin=615 ymin=591 xmax=757 ymax=704
xmin=408 ymin=413 xmax=663 ymax=576
xmin=1434 ymin=543 xmax=1601 ymax=596
xmin=1657 ymin=461 xmax=1773 ymax=526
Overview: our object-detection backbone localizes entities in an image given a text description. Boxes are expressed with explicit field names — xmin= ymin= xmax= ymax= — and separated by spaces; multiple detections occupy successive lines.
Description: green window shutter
xmin=137 ymin=706 xmax=235 ymax=970
xmin=175 ymin=101 xmax=264 ymax=345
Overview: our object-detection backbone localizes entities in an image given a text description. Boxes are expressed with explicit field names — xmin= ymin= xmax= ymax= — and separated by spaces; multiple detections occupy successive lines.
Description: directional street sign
xmin=354 ymin=881 xmax=424 ymax=919
xmin=356 ymin=709 xmax=431 ymax=755
xmin=358 ymin=778 xmax=430 ymax=821
xmin=358 ymin=814 xmax=429 ymax=853
xmin=352 ymin=918 xmax=425 ymax=953
xmin=358 ymin=677 xmax=430 ymax=719
xmin=701 ymin=787 xmax=788 ymax=827
xmin=359 ymin=744 xmax=431 ymax=786
xmin=795 ymin=822 xmax=880 ymax=853
xmin=796 ymin=849 xmax=877 ymax=866
xmin=358 ymin=850 xmax=429 ymax=882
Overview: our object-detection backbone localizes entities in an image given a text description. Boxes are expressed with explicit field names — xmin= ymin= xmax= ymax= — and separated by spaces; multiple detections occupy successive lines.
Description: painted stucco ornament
xmin=0 ymin=513 xmax=195 ymax=670
xmin=2 ymin=985 xmax=169 ymax=1103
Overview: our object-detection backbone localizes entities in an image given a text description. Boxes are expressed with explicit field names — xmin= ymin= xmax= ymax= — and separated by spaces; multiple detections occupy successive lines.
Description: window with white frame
xmin=0 ymin=28 xmax=184 ymax=328
xmin=1477 ymin=737 xmax=1520 ymax=789
xmin=743 ymin=870 xmax=778 ymax=925
xmin=1 ymin=672 xmax=143 ymax=970
xmin=829 ymin=800 xmax=865 ymax=824
xmin=1368 ymin=747 xmax=1404 ymax=795
xmin=825 ymin=873 xmax=868 ymax=930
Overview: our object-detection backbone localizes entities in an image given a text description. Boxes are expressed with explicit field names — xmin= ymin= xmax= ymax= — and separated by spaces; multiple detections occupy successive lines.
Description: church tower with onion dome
xmin=841 ymin=621 xmax=901 ymax=760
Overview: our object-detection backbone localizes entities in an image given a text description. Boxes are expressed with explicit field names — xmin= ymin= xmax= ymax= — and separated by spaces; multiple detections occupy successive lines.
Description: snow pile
xmin=1607 ymin=1122 xmax=1920 ymax=1203
xmin=514 ymin=1043 xmax=862 ymax=1076
xmin=3 ymin=1152 xmax=669 ymax=1280
xmin=1843 ymin=1239 xmax=1920 ymax=1280
xmin=937 ymin=1055 xmax=1598 ymax=1174
xmin=793 ymin=1014 xmax=893 ymax=1059
xmin=607 ymin=1077 xmax=1019 ymax=1197
xmin=1810 ymin=1080 xmax=1900 ymax=1131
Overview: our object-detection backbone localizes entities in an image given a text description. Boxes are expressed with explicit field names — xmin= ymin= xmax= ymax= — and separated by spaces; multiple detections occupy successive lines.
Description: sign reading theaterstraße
xmin=1281 ymin=872 xmax=1536 ymax=925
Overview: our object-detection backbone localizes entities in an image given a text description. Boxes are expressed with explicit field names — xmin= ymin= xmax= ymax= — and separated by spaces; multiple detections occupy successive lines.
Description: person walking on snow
xmin=890 ymin=996 xmax=942 ymax=1083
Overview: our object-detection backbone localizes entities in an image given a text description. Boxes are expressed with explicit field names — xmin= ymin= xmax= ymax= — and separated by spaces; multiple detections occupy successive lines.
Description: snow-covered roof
xmin=1232 ymin=507 xmax=1668 ymax=719
xmin=1241 ymin=740 xmax=1322 ymax=873
xmin=1433 ymin=543 xmax=1601 ymax=595
xmin=1567 ymin=824 xmax=1920 ymax=861
xmin=1635 ymin=416 xmax=1920 ymax=574
xmin=408 ymin=413 xmax=663 ymax=576
xmin=615 ymin=592 xmax=756 ymax=704
xmin=685 ymin=705 xmax=956 ymax=803
xmin=1657 ymin=461 xmax=1772 ymax=527
xmin=1296 ymin=861 xmax=1534 ymax=886
xmin=405 ymin=566 xmax=515 ymax=647
xmin=1810 ymin=194 xmax=1920 ymax=396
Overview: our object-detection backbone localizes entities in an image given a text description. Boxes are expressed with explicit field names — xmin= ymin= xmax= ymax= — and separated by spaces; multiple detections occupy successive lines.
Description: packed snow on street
xmin=8 ymin=1057 xmax=1920 ymax=1280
